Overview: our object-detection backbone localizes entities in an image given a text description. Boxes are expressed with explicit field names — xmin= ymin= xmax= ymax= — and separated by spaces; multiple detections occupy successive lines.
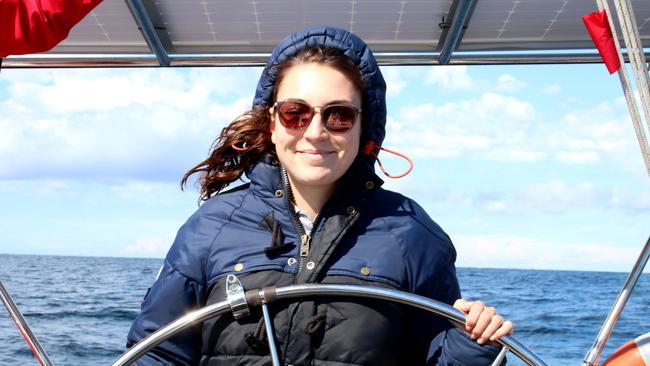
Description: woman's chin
xmin=289 ymin=169 xmax=341 ymax=189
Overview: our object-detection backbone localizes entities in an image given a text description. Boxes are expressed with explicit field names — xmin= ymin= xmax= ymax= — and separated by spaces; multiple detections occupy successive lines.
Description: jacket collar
xmin=245 ymin=155 xmax=284 ymax=199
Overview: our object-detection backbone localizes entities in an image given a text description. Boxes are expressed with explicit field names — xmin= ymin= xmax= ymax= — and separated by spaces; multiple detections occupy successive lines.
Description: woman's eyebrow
xmin=325 ymin=99 xmax=356 ymax=105
xmin=282 ymin=98 xmax=308 ymax=103
xmin=281 ymin=98 xmax=357 ymax=106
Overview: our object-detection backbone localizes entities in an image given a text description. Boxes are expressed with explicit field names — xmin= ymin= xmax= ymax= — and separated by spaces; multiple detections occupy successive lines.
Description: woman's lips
xmin=297 ymin=149 xmax=335 ymax=161
xmin=298 ymin=149 xmax=332 ymax=155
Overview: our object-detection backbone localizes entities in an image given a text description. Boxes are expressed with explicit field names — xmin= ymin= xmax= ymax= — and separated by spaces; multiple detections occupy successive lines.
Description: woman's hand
xmin=453 ymin=299 xmax=514 ymax=345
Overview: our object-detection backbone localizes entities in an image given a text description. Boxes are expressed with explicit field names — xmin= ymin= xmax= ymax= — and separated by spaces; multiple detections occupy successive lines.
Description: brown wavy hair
xmin=181 ymin=45 xmax=365 ymax=201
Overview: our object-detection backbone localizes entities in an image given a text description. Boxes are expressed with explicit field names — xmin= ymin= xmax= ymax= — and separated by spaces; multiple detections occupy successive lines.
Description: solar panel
xmin=61 ymin=0 xmax=148 ymax=53
xmin=148 ymin=0 xmax=450 ymax=51
xmin=5 ymin=0 xmax=650 ymax=67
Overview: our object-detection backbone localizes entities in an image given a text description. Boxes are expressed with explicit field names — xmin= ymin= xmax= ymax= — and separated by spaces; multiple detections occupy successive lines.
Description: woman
xmin=127 ymin=27 xmax=512 ymax=365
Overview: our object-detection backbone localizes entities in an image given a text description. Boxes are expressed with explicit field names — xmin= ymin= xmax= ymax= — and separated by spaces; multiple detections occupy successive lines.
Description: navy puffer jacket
xmin=127 ymin=27 xmax=502 ymax=365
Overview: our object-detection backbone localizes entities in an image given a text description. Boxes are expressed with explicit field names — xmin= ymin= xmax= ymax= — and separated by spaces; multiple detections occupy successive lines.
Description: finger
xmin=469 ymin=305 xmax=496 ymax=340
xmin=477 ymin=314 xmax=503 ymax=344
xmin=453 ymin=299 xmax=473 ymax=313
xmin=465 ymin=301 xmax=485 ymax=332
xmin=489 ymin=320 xmax=514 ymax=341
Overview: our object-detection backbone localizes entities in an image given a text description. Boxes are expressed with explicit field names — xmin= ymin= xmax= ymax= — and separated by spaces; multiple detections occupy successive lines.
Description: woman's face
xmin=270 ymin=63 xmax=362 ymax=195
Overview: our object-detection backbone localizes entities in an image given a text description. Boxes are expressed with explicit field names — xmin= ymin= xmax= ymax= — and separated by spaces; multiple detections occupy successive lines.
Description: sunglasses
xmin=274 ymin=100 xmax=362 ymax=133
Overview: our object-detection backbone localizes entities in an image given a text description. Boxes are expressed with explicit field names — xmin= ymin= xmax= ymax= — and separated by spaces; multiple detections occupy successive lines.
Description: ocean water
xmin=0 ymin=254 xmax=648 ymax=366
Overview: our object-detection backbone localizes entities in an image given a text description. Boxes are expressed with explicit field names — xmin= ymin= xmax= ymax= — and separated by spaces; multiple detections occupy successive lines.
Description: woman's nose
xmin=303 ymin=111 xmax=328 ymax=139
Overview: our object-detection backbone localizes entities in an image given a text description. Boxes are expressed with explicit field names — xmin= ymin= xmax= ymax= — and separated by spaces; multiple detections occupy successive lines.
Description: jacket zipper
xmin=281 ymin=167 xmax=320 ymax=273
xmin=298 ymin=233 xmax=311 ymax=272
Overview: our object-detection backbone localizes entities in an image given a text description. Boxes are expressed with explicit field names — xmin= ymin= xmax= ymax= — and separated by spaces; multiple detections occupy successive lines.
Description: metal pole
xmin=0 ymin=281 xmax=54 ymax=366
xmin=438 ymin=0 xmax=477 ymax=65
xmin=2 ymin=51 xmax=649 ymax=68
xmin=491 ymin=347 xmax=508 ymax=366
xmin=583 ymin=236 xmax=650 ymax=366
xmin=261 ymin=304 xmax=281 ymax=366
xmin=125 ymin=0 xmax=171 ymax=67
xmin=613 ymin=0 xmax=650 ymax=179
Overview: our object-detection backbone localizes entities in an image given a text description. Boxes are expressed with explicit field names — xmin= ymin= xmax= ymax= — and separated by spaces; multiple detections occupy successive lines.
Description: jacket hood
xmin=253 ymin=26 xmax=387 ymax=166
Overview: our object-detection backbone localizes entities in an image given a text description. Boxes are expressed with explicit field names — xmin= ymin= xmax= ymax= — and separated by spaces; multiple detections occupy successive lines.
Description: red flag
xmin=0 ymin=0 xmax=103 ymax=58
xmin=582 ymin=10 xmax=622 ymax=74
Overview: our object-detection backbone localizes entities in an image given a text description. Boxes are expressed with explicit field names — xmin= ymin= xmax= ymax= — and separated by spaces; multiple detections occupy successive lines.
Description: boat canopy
xmin=3 ymin=0 xmax=650 ymax=68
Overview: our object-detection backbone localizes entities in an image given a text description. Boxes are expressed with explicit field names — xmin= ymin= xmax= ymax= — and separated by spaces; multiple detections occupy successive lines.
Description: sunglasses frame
xmin=273 ymin=100 xmax=362 ymax=133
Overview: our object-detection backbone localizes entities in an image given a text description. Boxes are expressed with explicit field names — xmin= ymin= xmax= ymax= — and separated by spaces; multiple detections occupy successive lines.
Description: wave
xmin=23 ymin=308 xmax=139 ymax=321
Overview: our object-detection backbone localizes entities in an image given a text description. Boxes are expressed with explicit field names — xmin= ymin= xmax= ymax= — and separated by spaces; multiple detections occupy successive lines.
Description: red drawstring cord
xmin=363 ymin=140 xmax=414 ymax=179
xmin=231 ymin=143 xmax=249 ymax=152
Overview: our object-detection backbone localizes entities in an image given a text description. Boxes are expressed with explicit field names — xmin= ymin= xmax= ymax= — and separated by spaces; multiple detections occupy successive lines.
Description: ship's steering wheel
xmin=112 ymin=275 xmax=547 ymax=366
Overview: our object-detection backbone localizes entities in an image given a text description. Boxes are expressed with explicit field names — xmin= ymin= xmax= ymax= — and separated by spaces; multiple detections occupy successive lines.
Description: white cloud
xmin=565 ymin=139 xmax=596 ymax=150
xmin=384 ymin=92 xmax=641 ymax=168
xmin=550 ymin=101 xmax=639 ymax=169
xmin=613 ymin=96 xmax=628 ymax=108
xmin=2 ymin=68 xmax=259 ymax=115
xmin=0 ymin=179 xmax=75 ymax=196
xmin=609 ymin=187 xmax=650 ymax=212
xmin=110 ymin=181 xmax=160 ymax=197
xmin=381 ymin=67 xmax=407 ymax=98
xmin=464 ymin=178 xmax=650 ymax=214
xmin=380 ymin=67 xmax=649 ymax=181
xmin=481 ymin=92 xmax=535 ymax=120
xmin=479 ymin=200 xmax=508 ymax=213
xmin=555 ymin=151 xmax=600 ymax=164
xmin=106 ymin=180 xmax=188 ymax=205
xmin=517 ymin=180 xmax=602 ymax=212
xmin=453 ymin=234 xmax=638 ymax=272
xmin=7 ymin=70 xmax=161 ymax=113
xmin=494 ymin=74 xmax=527 ymax=93
xmin=425 ymin=65 xmax=476 ymax=91
xmin=124 ymin=234 xmax=175 ymax=258
xmin=0 ymin=68 xmax=257 ymax=182
xmin=480 ymin=149 xmax=546 ymax=163
xmin=0 ymin=178 xmax=193 ymax=207
xmin=384 ymin=93 xmax=536 ymax=161
xmin=208 ymin=97 xmax=255 ymax=124
xmin=543 ymin=84 xmax=561 ymax=95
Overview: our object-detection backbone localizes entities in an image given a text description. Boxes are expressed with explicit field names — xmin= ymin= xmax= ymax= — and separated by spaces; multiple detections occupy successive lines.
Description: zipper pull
xmin=300 ymin=234 xmax=311 ymax=258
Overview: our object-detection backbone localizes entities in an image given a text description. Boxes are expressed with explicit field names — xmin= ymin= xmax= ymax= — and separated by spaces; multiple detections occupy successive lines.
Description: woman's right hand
xmin=453 ymin=299 xmax=514 ymax=345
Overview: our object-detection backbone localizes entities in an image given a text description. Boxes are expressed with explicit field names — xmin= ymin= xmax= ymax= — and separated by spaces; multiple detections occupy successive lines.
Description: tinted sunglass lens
xmin=277 ymin=101 xmax=358 ymax=132
xmin=323 ymin=105 xmax=356 ymax=132
xmin=279 ymin=101 xmax=312 ymax=129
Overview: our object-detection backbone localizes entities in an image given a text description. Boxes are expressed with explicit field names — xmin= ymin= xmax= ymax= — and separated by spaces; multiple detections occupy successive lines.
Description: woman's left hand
xmin=453 ymin=299 xmax=514 ymax=345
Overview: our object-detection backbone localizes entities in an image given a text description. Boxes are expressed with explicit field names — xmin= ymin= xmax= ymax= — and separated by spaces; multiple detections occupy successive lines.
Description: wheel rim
xmin=112 ymin=283 xmax=547 ymax=366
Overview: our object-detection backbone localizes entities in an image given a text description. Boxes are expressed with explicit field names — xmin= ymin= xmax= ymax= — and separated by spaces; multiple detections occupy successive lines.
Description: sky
xmin=0 ymin=62 xmax=648 ymax=272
